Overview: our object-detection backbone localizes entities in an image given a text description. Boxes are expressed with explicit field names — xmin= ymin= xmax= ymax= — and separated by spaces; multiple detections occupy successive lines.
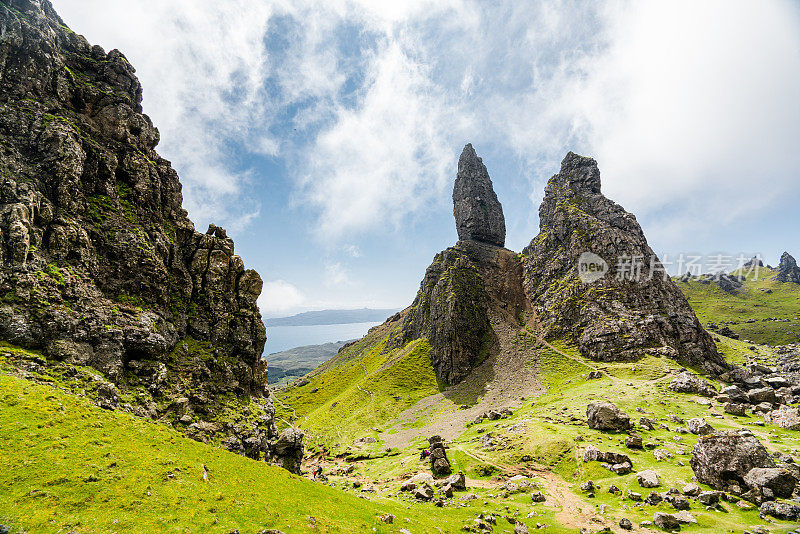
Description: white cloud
xmin=300 ymin=39 xmax=466 ymax=240
xmin=572 ymin=0 xmax=800 ymax=239
xmin=258 ymin=280 xmax=306 ymax=315
xmin=324 ymin=262 xmax=352 ymax=287
xmin=52 ymin=0 xmax=800 ymax=250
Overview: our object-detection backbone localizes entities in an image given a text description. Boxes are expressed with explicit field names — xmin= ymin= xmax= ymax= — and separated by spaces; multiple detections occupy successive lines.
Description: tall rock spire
xmin=453 ymin=144 xmax=506 ymax=247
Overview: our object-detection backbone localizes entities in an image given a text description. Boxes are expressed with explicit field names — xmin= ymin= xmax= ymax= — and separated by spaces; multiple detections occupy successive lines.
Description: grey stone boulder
xmin=443 ymin=471 xmax=466 ymax=491
xmin=669 ymin=371 xmax=716 ymax=397
xmin=587 ymin=401 xmax=632 ymax=431
xmin=767 ymin=405 xmax=800 ymax=430
xmin=453 ymin=144 xmax=505 ymax=247
xmin=690 ymin=430 xmax=775 ymax=490
xmin=697 ymin=491 xmax=720 ymax=506
xmin=414 ymin=484 xmax=434 ymax=500
xmin=759 ymin=500 xmax=800 ymax=521
xmin=720 ymin=385 xmax=748 ymax=404
xmin=637 ymin=470 xmax=660 ymax=488
xmin=687 ymin=418 xmax=713 ymax=435
xmin=652 ymin=512 xmax=680 ymax=531
xmin=743 ymin=467 xmax=797 ymax=499
xmin=747 ymin=387 xmax=777 ymax=404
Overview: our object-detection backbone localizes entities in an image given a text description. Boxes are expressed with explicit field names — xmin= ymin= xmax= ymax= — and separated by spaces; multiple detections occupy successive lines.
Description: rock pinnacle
xmin=452 ymin=144 xmax=506 ymax=247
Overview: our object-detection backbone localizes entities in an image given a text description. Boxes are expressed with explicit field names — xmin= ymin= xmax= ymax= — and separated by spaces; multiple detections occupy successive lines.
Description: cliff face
xmin=522 ymin=152 xmax=725 ymax=373
xmin=0 ymin=0 xmax=284 ymax=461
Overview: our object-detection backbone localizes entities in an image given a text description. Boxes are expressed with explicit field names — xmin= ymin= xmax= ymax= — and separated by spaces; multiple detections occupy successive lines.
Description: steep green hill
xmin=676 ymin=268 xmax=800 ymax=345
xmin=276 ymin=319 xmax=443 ymax=453
xmin=0 ymin=370 xmax=480 ymax=534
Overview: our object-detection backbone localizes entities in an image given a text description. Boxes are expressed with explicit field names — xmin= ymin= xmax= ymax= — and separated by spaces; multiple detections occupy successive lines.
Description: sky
xmin=52 ymin=0 xmax=800 ymax=317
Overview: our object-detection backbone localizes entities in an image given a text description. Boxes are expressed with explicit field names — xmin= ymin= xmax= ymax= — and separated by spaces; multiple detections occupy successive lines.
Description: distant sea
xmin=264 ymin=321 xmax=382 ymax=354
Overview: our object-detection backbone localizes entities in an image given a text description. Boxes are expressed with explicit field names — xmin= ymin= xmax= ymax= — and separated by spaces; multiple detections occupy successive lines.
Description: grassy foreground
xmin=0 ymin=374 xmax=479 ymax=534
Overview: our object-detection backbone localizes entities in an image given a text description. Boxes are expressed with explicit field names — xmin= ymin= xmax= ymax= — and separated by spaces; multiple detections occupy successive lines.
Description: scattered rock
xmin=687 ymin=418 xmax=713 ymax=435
xmin=743 ymin=467 xmax=798 ymax=499
xmin=637 ymin=470 xmax=660 ymax=488
xmin=652 ymin=512 xmax=681 ymax=531
xmin=669 ymin=371 xmax=716 ymax=397
xmin=690 ymin=430 xmax=775 ymax=490
xmin=587 ymin=401 xmax=632 ymax=431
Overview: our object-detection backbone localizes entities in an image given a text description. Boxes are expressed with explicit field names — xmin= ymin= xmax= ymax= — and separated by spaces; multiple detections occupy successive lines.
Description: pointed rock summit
xmin=453 ymin=144 xmax=506 ymax=247
xmin=523 ymin=152 xmax=725 ymax=373
xmin=774 ymin=252 xmax=800 ymax=283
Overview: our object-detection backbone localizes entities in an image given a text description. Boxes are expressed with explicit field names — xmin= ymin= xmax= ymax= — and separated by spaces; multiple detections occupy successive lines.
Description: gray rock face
xmin=272 ymin=428 xmax=305 ymax=475
xmin=453 ymin=144 xmax=505 ymax=247
xmin=587 ymin=401 xmax=632 ymax=431
xmin=394 ymin=240 xmax=528 ymax=385
xmin=774 ymin=252 xmax=800 ymax=283
xmin=690 ymin=431 xmax=775 ymax=490
xmin=522 ymin=152 xmax=725 ymax=373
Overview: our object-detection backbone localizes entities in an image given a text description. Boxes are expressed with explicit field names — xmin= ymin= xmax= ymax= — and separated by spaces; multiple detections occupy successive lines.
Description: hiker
xmin=420 ymin=449 xmax=429 ymax=460
xmin=313 ymin=466 xmax=322 ymax=479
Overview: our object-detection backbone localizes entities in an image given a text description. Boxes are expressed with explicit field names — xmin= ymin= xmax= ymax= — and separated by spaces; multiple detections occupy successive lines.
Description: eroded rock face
xmin=453 ymin=144 xmax=505 ymax=247
xmin=774 ymin=252 xmax=800 ymax=283
xmin=395 ymin=240 xmax=527 ymax=385
xmin=522 ymin=152 xmax=725 ymax=373
xmin=0 ymin=0 xmax=286 ymax=465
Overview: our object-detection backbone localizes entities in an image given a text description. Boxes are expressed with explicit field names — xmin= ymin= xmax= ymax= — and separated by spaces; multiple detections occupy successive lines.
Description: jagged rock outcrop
xmin=453 ymin=144 xmax=505 ymax=247
xmin=395 ymin=239 xmax=527 ymax=384
xmin=774 ymin=252 xmax=800 ymax=283
xmin=522 ymin=152 xmax=725 ymax=373
xmin=393 ymin=145 xmax=525 ymax=385
xmin=0 ymin=0 xmax=294 ymax=466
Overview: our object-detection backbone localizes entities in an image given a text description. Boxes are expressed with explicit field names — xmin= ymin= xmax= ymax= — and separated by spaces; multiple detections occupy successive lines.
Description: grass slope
xmin=676 ymin=268 xmax=800 ymax=345
xmin=0 ymin=373 xmax=485 ymax=534
xmin=276 ymin=322 xmax=442 ymax=453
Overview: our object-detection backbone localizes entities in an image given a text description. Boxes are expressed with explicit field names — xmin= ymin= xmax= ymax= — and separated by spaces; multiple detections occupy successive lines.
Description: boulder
xmin=767 ymin=405 xmax=800 ymax=430
xmin=652 ymin=512 xmax=680 ymax=531
xmin=690 ymin=430 xmax=775 ymax=490
xmin=747 ymin=387 xmax=777 ymax=404
xmin=759 ymin=500 xmax=800 ymax=521
xmin=637 ymin=470 xmax=660 ymax=488
xmin=697 ymin=491 xmax=720 ymax=506
xmin=273 ymin=428 xmax=304 ymax=475
xmin=720 ymin=385 xmax=748 ymax=404
xmin=686 ymin=418 xmax=713 ymax=435
xmin=587 ymin=401 xmax=632 ymax=431
xmin=669 ymin=371 xmax=716 ymax=397
xmin=723 ymin=403 xmax=747 ymax=416
xmin=743 ymin=467 xmax=797 ymax=499
xmin=414 ymin=484 xmax=434 ymax=501
xmin=443 ymin=471 xmax=466 ymax=491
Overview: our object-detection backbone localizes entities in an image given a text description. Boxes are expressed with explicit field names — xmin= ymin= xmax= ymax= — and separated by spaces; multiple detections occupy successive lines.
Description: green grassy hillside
xmin=0 ymin=372 xmax=485 ymax=534
xmin=676 ymin=267 xmax=800 ymax=345
xmin=276 ymin=321 xmax=443 ymax=453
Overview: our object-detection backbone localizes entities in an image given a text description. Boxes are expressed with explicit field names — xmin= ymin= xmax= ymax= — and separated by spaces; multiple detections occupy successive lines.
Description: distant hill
xmin=676 ymin=267 xmax=800 ymax=345
xmin=265 ymin=308 xmax=399 ymax=327
xmin=266 ymin=341 xmax=352 ymax=385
